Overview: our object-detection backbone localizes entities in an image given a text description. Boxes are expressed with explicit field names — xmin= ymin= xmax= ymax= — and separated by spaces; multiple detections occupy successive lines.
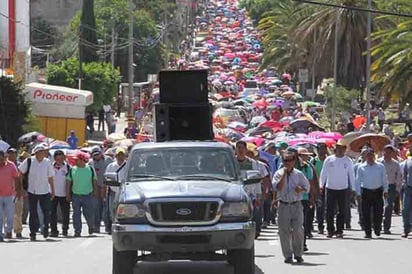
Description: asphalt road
xmin=1 ymin=211 xmax=412 ymax=274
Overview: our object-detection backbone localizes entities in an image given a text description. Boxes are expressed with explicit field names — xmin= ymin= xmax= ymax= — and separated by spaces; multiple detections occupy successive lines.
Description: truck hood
xmin=120 ymin=180 xmax=246 ymax=203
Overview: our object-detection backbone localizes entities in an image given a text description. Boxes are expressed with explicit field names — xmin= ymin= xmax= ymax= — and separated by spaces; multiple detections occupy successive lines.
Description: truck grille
xmin=147 ymin=200 xmax=221 ymax=226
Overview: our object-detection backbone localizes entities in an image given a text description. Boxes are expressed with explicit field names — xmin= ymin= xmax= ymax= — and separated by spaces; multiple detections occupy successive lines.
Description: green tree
xmin=70 ymin=0 xmax=162 ymax=81
xmin=371 ymin=19 xmax=412 ymax=110
xmin=80 ymin=0 xmax=99 ymax=63
xmin=255 ymin=0 xmax=394 ymax=90
xmin=46 ymin=58 xmax=121 ymax=111
xmin=0 ymin=77 xmax=31 ymax=146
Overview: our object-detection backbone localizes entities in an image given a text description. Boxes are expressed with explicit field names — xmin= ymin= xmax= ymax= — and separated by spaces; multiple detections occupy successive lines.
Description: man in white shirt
xmin=19 ymin=144 xmax=55 ymax=241
xmin=104 ymin=147 xmax=127 ymax=234
xmin=319 ymin=140 xmax=355 ymax=238
xmin=50 ymin=150 xmax=70 ymax=237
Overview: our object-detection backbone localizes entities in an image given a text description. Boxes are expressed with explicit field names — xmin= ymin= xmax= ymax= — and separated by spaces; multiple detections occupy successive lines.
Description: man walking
xmin=311 ymin=143 xmax=328 ymax=234
xmin=50 ymin=150 xmax=70 ymax=237
xmin=66 ymin=151 xmax=97 ymax=237
xmin=7 ymin=148 xmax=24 ymax=238
xmin=66 ymin=130 xmax=78 ymax=150
xmin=320 ymin=140 xmax=355 ymax=238
xmin=235 ymin=141 xmax=268 ymax=239
xmin=378 ymin=145 xmax=402 ymax=234
xmin=273 ymin=147 xmax=309 ymax=264
xmin=356 ymin=147 xmax=389 ymax=238
xmin=89 ymin=146 xmax=113 ymax=233
xmin=401 ymin=143 xmax=412 ymax=238
xmin=0 ymin=150 xmax=20 ymax=241
xmin=19 ymin=144 xmax=55 ymax=241
xmin=104 ymin=147 xmax=127 ymax=234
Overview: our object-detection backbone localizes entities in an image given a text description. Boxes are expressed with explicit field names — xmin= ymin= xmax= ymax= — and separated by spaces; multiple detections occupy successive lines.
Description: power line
xmin=294 ymin=0 xmax=412 ymax=18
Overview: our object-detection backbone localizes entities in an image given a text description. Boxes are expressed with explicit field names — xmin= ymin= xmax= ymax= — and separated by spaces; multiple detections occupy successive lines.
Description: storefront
xmin=25 ymin=82 xmax=93 ymax=145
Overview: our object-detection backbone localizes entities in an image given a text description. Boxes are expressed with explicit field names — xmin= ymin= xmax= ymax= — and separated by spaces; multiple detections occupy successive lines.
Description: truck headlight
xmin=221 ymin=202 xmax=251 ymax=218
xmin=116 ymin=204 xmax=146 ymax=219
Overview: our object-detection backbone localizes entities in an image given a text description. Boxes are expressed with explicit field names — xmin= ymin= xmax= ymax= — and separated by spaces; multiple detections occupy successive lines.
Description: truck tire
xmin=228 ymin=246 xmax=255 ymax=274
xmin=112 ymin=245 xmax=136 ymax=274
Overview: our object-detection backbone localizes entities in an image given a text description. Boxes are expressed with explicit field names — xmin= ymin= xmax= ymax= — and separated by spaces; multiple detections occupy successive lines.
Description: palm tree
xmin=371 ymin=19 xmax=412 ymax=110
xmin=257 ymin=0 xmax=309 ymax=73
xmin=258 ymin=0 xmax=394 ymax=90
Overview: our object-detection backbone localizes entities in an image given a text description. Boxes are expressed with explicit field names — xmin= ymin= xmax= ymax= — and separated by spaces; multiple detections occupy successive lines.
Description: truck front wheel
xmin=227 ymin=246 xmax=255 ymax=274
xmin=112 ymin=245 xmax=136 ymax=274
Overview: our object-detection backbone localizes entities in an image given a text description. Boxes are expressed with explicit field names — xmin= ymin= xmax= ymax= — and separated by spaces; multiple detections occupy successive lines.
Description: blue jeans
xmin=402 ymin=186 xmax=412 ymax=233
xmin=93 ymin=186 xmax=108 ymax=231
xmin=253 ymin=200 xmax=262 ymax=233
xmin=0 ymin=196 xmax=15 ymax=237
xmin=383 ymin=184 xmax=397 ymax=231
xmin=72 ymin=194 xmax=94 ymax=234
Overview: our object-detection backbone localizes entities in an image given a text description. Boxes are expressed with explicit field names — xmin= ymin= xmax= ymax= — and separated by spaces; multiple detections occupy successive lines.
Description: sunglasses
xmin=282 ymin=158 xmax=295 ymax=162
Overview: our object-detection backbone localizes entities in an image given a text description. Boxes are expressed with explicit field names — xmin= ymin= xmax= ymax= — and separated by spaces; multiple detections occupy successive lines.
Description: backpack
xmin=22 ymin=158 xmax=32 ymax=191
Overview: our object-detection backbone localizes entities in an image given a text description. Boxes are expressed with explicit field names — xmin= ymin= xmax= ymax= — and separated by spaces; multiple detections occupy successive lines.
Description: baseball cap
xmin=384 ymin=144 xmax=395 ymax=151
xmin=275 ymin=141 xmax=288 ymax=149
xmin=32 ymin=144 xmax=47 ymax=154
xmin=361 ymin=146 xmax=374 ymax=155
xmin=91 ymin=146 xmax=102 ymax=156
xmin=115 ymin=147 xmax=126 ymax=155
xmin=72 ymin=151 xmax=89 ymax=162
xmin=7 ymin=148 xmax=17 ymax=153
xmin=298 ymin=147 xmax=312 ymax=156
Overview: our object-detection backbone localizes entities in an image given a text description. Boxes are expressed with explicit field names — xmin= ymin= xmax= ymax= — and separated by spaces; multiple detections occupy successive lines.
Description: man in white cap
xmin=19 ymin=144 xmax=55 ymax=241
xmin=320 ymin=139 xmax=355 ymax=239
xmin=273 ymin=147 xmax=310 ymax=264
xmin=104 ymin=147 xmax=127 ymax=234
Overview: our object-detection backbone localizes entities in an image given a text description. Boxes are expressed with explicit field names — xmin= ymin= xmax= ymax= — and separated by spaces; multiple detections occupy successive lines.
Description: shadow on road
xmin=291 ymin=262 xmax=326 ymax=267
xmin=304 ymin=252 xmax=329 ymax=256
xmin=255 ymin=254 xmax=275 ymax=258
xmin=134 ymin=261 xmax=266 ymax=274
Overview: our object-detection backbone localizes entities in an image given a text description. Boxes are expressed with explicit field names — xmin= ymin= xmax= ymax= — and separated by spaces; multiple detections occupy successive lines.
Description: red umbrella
xmin=253 ymin=99 xmax=269 ymax=109
xmin=259 ymin=120 xmax=283 ymax=129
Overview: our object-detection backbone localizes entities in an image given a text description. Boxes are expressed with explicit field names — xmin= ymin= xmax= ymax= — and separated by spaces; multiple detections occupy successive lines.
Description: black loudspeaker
xmin=154 ymin=103 xmax=213 ymax=142
xmin=154 ymin=103 xmax=170 ymax=142
xmin=159 ymin=70 xmax=209 ymax=104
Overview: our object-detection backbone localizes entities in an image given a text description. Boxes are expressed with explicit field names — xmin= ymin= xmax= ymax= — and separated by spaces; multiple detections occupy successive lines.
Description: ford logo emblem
xmin=176 ymin=208 xmax=192 ymax=216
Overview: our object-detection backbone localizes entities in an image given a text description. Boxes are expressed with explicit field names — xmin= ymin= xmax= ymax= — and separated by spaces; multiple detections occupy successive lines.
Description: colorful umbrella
xmin=349 ymin=133 xmax=390 ymax=152
xmin=49 ymin=140 xmax=70 ymax=149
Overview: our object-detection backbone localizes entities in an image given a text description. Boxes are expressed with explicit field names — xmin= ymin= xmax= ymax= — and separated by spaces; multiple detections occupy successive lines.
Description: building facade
xmin=30 ymin=0 xmax=81 ymax=27
xmin=0 ymin=0 xmax=30 ymax=77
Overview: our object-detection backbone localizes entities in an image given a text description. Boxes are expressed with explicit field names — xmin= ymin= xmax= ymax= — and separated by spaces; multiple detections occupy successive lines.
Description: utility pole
xmin=331 ymin=9 xmax=339 ymax=131
xmin=164 ymin=0 xmax=169 ymax=68
xmin=111 ymin=27 xmax=116 ymax=67
xmin=365 ymin=0 xmax=372 ymax=128
xmin=78 ymin=23 xmax=83 ymax=90
xmin=127 ymin=0 xmax=134 ymax=118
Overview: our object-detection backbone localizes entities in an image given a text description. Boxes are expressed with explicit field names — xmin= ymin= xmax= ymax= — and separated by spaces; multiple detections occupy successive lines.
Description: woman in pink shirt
xmin=0 ymin=150 xmax=20 ymax=241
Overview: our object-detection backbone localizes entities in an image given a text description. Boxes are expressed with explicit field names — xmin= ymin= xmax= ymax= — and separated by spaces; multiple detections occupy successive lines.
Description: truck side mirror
xmin=242 ymin=170 xmax=262 ymax=185
xmin=104 ymin=172 xmax=121 ymax=187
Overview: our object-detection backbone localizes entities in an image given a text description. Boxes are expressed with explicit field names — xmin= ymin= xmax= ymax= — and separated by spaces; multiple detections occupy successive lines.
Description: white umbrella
xmin=0 ymin=140 xmax=10 ymax=152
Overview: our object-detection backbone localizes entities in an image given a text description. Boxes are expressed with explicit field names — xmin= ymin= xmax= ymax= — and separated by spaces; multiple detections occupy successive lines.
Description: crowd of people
xmin=0 ymin=142 xmax=129 ymax=241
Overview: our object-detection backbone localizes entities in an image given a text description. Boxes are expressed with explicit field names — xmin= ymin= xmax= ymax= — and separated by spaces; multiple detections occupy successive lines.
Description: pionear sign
xmin=25 ymin=82 xmax=93 ymax=106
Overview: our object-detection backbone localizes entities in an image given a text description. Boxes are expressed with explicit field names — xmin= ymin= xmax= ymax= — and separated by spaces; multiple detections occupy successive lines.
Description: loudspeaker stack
xmin=154 ymin=70 xmax=213 ymax=142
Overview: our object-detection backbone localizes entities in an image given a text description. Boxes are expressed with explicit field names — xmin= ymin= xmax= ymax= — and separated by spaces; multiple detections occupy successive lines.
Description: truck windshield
xmin=127 ymin=147 xmax=238 ymax=182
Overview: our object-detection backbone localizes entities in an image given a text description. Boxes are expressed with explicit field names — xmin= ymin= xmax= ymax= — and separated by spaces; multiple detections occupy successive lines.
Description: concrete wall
xmin=30 ymin=0 xmax=81 ymax=27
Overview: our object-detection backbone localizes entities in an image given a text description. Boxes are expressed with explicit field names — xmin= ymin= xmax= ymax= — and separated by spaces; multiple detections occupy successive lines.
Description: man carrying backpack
xmin=66 ymin=151 xmax=98 ymax=237
xmin=18 ymin=144 xmax=55 ymax=241
xmin=50 ymin=150 xmax=70 ymax=237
